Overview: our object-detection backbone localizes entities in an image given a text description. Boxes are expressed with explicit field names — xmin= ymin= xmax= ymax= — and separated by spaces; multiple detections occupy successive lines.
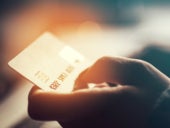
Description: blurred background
xmin=1 ymin=0 xmax=170 ymax=128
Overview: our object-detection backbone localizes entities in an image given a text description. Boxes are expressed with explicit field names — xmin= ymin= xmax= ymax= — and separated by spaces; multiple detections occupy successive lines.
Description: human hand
xmin=28 ymin=56 xmax=170 ymax=128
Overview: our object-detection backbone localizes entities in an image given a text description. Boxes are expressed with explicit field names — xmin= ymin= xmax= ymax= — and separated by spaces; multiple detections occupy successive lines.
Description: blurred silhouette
xmin=132 ymin=45 xmax=170 ymax=77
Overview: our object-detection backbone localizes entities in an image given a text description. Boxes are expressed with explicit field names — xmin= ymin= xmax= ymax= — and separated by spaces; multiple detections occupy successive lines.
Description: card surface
xmin=8 ymin=32 xmax=90 ymax=93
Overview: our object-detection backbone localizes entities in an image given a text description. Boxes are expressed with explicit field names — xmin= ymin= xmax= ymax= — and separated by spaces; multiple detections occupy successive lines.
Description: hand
xmin=28 ymin=56 xmax=170 ymax=128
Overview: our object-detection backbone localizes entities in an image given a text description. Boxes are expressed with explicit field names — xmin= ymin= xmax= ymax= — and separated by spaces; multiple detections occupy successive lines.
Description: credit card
xmin=8 ymin=32 xmax=90 ymax=93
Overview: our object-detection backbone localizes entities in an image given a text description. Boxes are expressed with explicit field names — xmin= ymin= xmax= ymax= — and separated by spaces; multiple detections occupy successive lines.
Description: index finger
xmin=74 ymin=56 xmax=170 ymax=90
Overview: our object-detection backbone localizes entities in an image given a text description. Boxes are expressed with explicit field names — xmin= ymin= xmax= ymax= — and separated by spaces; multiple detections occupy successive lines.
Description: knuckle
xmin=97 ymin=56 xmax=111 ymax=63
xmin=134 ymin=59 xmax=151 ymax=69
xmin=130 ymin=59 xmax=154 ymax=77
xmin=94 ymin=56 xmax=113 ymax=66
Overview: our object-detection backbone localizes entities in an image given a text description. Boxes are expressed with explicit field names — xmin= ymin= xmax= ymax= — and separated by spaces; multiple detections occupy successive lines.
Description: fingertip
xmin=74 ymin=68 xmax=89 ymax=91
xmin=73 ymin=81 xmax=88 ymax=91
xmin=29 ymin=85 xmax=41 ymax=96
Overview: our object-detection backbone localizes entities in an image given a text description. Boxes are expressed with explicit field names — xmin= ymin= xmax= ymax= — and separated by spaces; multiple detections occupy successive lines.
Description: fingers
xmin=75 ymin=56 xmax=170 ymax=90
xmin=28 ymin=85 xmax=129 ymax=122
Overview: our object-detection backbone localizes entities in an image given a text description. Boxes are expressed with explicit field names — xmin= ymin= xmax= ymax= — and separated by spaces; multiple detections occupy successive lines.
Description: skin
xmin=28 ymin=56 xmax=170 ymax=128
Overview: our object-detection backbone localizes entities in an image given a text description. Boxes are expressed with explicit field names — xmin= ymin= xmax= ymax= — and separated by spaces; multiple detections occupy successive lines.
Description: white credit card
xmin=8 ymin=32 xmax=90 ymax=93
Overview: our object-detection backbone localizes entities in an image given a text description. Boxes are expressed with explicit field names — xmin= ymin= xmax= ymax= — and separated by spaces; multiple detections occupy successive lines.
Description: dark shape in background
xmin=132 ymin=45 xmax=170 ymax=77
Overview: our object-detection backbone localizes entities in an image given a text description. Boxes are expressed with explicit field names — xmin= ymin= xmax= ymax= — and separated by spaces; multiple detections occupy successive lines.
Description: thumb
xmin=74 ymin=56 xmax=170 ymax=90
